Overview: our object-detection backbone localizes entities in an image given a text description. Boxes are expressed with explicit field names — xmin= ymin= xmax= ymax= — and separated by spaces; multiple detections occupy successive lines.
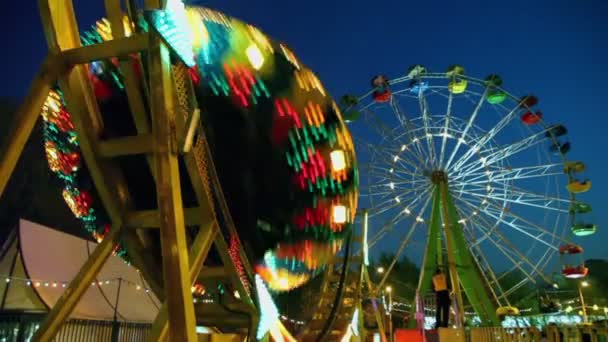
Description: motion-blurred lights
xmin=565 ymin=306 xmax=573 ymax=313
xmin=246 ymin=43 xmax=264 ymax=70
xmin=386 ymin=286 xmax=392 ymax=293
xmin=330 ymin=150 xmax=346 ymax=172
xmin=582 ymin=281 xmax=589 ymax=287
xmin=593 ymin=304 xmax=599 ymax=311
xmin=377 ymin=267 xmax=385 ymax=274
xmin=333 ymin=205 xmax=347 ymax=224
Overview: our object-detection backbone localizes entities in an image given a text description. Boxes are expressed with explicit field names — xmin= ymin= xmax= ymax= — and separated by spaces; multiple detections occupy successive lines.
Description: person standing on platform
xmin=432 ymin=268 xmax=450 ymax=328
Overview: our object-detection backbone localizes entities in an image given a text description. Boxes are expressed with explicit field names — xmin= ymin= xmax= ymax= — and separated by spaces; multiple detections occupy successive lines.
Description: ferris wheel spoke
xmin=365 ymin=160 xmax=418 ymax=180
xmin=454 ymin=186 xmax=568 ymax=213
xmin=363 ymin=109 xmax=426 ymax=165
xmin=449 ymin=101 xmax=522 ymax=173
xmin=389 ymin=98 xmax=429 ymax=164
xmin=376 ymin=193 xmax=433 ymax=290
xmin=373 ymin=148 xmax=426 ymax=177
xmin=457 ymin=197 xmax=554 ymax=285
xmin=469 ymin=197 xmax=568 ymax=249
xmin=360 ymin=139 xmax=422 ymax=175
xmin=444 ymin=88 xmax=490 ymax=170
xmin=438 ymin=92 xmax=454 ymax=168
xmin=455 ymin=210 xmax=505 ymax=305
xmin=418 ymin=91 xmax=438 ymax=167
xmin=368 ymin=184 xmax=428 ymax=207
xmin=453 ymin=124 xmax=550 ymax=177
xmin=485 ymin=203 xmax=570 ymax=246
xmin=451 ymin=163 xmax=564 ymax=185
xmin=370 ymin=186 xmax=430 ymax=217
xmin=476 ymin=182 xmax=570 ymax=211
xmin=367 ymin=189 xmax=432 ymax=250
xmin=455 ymin=200 xmax=540 ymax=288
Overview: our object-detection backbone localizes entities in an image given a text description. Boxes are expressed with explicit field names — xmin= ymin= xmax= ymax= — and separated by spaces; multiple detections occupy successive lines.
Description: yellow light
xmin=246 ymin=44 xmax=264 ymax=70
xmin=330 ymin=150 xmax=347 ymax=172
xmin=604 ymin=307 xmax=608 ymax=314
xmin=377 ymin=267 xmax=385 ymax=274
xmin=578 ymin=310 xmax=584 ymax=316
xmin=386 ymin=286 xmax=392 ymax=293
xmin=332 ymin=205 xmax=347 ymax=224
xmin=593 ymin=304 xmax=599 ymax=311
xmin=582 ymin=281 xmax=589 ymax=287
xmin=278 ymin=277 xmax=289 ymax=289
xmin=565 ymin=306 xmax=573 ymax=313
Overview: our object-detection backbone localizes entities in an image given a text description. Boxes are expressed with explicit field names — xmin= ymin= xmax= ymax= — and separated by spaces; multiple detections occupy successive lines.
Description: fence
xmin=547 ymin=325 xmax=608 ymax=342
xmin=0 ymin=313 xmax=151 ymax=341
xmin=470 ymin=327 xmax=541 ymax=341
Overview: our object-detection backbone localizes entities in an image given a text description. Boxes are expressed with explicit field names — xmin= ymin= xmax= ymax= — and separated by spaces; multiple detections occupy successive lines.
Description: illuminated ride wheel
xmin=341 ymin=65 xmax=594 ymax=326
xmin=40 ymin=3 xmax=358 ymax=337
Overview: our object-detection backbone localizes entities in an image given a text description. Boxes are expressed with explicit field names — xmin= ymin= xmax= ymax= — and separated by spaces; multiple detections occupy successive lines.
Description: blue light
xmin=145 ymin=0 xmax=195 ymax=67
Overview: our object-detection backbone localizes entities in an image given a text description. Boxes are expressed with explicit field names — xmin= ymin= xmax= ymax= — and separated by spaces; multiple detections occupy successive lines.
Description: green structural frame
xmin=417 ymin=172 xmax=500 ymax=327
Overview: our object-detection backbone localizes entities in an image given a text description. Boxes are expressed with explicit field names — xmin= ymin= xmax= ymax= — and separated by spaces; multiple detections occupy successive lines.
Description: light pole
xmin=386 ymin=286 xmax=393 ymax=342
xmin=578 ymin=281 xmax=589 ymax=323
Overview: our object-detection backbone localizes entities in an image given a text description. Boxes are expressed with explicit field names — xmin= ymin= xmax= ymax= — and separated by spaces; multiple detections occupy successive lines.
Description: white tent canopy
xmin=0 ymin=219 xmax=160 ymax=323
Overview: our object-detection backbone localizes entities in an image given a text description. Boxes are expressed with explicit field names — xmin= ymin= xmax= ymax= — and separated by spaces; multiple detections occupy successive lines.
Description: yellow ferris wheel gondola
xmin=567 ymin=179 xmax=591 ymax=193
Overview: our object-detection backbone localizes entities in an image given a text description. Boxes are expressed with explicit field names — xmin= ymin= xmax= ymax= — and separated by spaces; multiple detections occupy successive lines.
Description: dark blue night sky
xmin=1 ymin=0 xmax=606 ymax=265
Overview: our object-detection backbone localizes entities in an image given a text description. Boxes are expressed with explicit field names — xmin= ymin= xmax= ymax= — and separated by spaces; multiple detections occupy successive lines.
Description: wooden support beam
xmin=61 ymin=34 xmax=149 ymax=66
xmin=198 ymin=266 xmax=228 ymax=279
xmin=98 ymin=134 xmax=155 ymax=157
xmin=125 ymin=206 xmax=203 ymax=227
xmin=104 ymin=0 xmax=156 ymax=179
xmin=149 ymin=220 xmax=219 ymax=342
xmin=149 ymin=33 xmax=197 ymax=341
xmin=0 ymin=54 xmax=62 ymax=198
xmin=38 ymin=0 xmax=164 ymax=308
xmin=33 ymin=225 xmax=122 ymax=341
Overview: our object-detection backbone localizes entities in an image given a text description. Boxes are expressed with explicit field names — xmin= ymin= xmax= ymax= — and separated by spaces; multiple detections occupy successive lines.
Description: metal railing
xmin=0 ymin=313 xmax=151 ymax=341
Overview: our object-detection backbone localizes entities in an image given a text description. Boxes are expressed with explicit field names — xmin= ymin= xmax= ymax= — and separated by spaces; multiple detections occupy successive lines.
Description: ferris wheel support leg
xmin=0 ymin=55 xmax=61 ymax=198
xmin=415 ymin=187 xmax=443 ymax=320
xmin=149 ymin=34 xmax=198 ymax=341
xmin=440 ymin=182 xmax=500 ymax=326
xmin=33 ymin=224 xmax=123 ymax=341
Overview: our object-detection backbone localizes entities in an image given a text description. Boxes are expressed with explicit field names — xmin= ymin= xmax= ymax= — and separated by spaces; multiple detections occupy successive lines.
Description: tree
xmin=370 ymin=252 xmax=420 ymax=302
xmin=0 ymin=98 xmax=83 ymax=242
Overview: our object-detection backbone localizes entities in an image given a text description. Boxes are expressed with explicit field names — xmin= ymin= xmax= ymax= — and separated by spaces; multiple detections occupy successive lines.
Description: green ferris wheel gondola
xmin=569 ymin=202 xmax=592 ymax=214
xmin=484 ymin=74 xmax=507 ymax=104
xmin=571 ymin=223 xmax=597 ymax=237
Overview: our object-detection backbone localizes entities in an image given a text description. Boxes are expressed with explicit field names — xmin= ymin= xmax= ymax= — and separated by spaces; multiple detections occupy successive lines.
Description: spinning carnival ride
xmin=341 ymin=66 xmax=595 ymax=326
xmin=1 ymin=1 xmax=358 ymax=340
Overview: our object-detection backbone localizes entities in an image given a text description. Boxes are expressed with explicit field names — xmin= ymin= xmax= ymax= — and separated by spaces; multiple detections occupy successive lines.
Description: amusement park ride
xmin=341 ymin=65 xmax=596 ymax=329
xmin=0 ymin=0 xmax=596 ymax=341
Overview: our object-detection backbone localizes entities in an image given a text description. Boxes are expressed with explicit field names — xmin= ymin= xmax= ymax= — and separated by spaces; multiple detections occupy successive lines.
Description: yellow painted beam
xmin=150 ymin=220 xmax=219 ymax=341
xmin=61 ymin=34 xmax=149 ymax=65
xmin=98 ymin=134 xmax=155 ymax=157
xmin=148 ymin=33 xmax=197 ymax=341
xmin=125 ymin=207 xmax=204 ymax=228
xmin=33 ymin=225 xmax=122 ymax=341
xmin=0 ymin=55 xmax=61 ymax=198
xmin=104 ymin=0 xmax=156 ymax=179
xmin=39 ymin=0 xmax=165 ymax=305
xmin=439 ymin=182 xmax=465 ymax=327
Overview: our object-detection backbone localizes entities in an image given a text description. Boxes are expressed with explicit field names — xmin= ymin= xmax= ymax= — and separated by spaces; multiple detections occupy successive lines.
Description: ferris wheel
xmin=341 ymin=65 xmax=595 ymax=325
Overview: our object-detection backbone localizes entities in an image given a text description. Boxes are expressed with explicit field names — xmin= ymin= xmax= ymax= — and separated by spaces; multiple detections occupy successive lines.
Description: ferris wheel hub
xmin=430 ymin=170 xmax=448 ymax=184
